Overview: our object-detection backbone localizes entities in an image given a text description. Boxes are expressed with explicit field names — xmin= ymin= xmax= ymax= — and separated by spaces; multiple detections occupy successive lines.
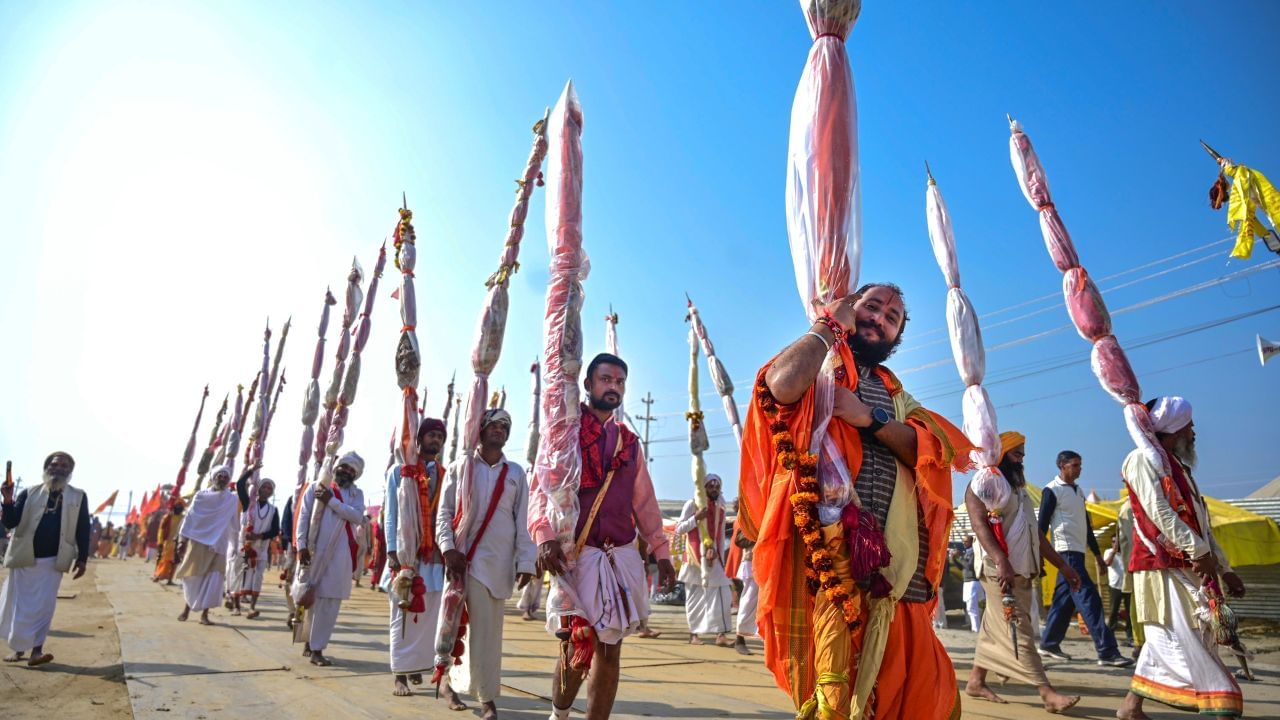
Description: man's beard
xmin=42 ymin=469 xmax=70 ymax=492
xmin=848 ymin=329 xmax=898 ymax=367
xmin=589 ymin=391 xmax=622 ymax=412
xmin=1171 ymin=436 xmax=1198 ymax=469
xmin=998 ymin=459 xmax=1026 ymax=489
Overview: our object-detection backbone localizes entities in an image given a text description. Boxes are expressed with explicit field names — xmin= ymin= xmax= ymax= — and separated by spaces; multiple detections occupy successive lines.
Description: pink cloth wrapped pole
xmin=215 ymin=383 xmax=247 ymax=477
xmin=787 ymin=0 xmax=862 ymax=321
xmin=925 ymin=172 xmax=1007 ymax=510
xmin=1007 ymin=117 xmax=1166 ymax=476
xmin=686 ymin=297 xmax=743 ymax=446
xmin=325 ymin=244 xmax=386 ymax=457
xmin=169 ymin=385 xmax=209 ymax=504
xmin=297 ymin=290 xmax=336 ymax=507
xmin=191 ymin=393 xmax=228 ymax=493
xmin=315 ymin=260 xmax=365 ymax=480
xmin=527 ymin=360 xmax=541 ymax=469
xmin=434 ymin=110 xmax=549 ymax=678
xmin=528 ymin=80 xmax=590 ymax=628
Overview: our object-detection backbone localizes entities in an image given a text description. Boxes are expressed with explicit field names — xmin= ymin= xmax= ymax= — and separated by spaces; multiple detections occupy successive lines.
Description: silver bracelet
xmin=805 ymin=330 xmax=831 ymax=352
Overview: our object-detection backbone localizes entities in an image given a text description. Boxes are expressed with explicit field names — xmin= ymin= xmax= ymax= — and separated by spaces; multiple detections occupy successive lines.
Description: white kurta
xmin=177 ymin=488 xmax=239 ymax=612
xmin=675 ymin=499 xmax=732 ymax=635
xmin=227 ymin=502 xmax=276 ymax=598
xmin=383 ymin=457 xmax=446 ymax=675
xmin=0 ymin=557 xmax=62 ymax=652
xmin=436 ymin=453 xmax=535 ymax=700
xmin=293 ymin=482 xmax=364 ymax=652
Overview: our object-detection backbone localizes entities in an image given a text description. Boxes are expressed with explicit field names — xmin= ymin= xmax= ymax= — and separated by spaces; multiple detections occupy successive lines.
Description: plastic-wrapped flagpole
xmin=1006 ymin=116 xmax=1166 ymax=477
xmin=296 ymin=289 xmax=337 ymax=528
xmin=434 ymin=110 xmax=549 ymax=684
xmin=191 ymin=393 xmax=228 ymax=494
xmin=393 ymin=196 xmax=422 ymax=468
xmin=169 ymin=385 xmax=209 ymax=505
xmin=526 ymin=360 xmax=541 ymax=469
xmin=686 ymin=325 xmax=713 ymax=558
xmin=528 ymin=80 xmax=590 ymax=632
xmin=686 ymin=296 xmax=743 ymax=446
xmin=314 ymin=260 xmax=366 ymax=482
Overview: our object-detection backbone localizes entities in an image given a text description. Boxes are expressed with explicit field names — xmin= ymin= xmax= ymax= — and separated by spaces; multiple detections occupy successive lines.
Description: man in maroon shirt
xmin=532 ymin=353 xmax=676 ymax=720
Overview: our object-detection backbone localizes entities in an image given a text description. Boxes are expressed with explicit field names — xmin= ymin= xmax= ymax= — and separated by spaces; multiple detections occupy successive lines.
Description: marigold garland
xmin=758 ymin=376 xmax=859 ymax=628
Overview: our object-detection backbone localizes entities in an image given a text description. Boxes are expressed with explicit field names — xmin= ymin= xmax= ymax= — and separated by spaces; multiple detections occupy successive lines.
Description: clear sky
xmin=2 ymin=1 xmax=1278 ymax=515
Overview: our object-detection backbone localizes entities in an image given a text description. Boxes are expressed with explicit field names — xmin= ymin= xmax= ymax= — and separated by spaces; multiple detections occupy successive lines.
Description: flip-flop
xmin=27 ymin=653 xmax=54 ymax=667
xmin=3 ymin=654 xmax=24 ymax=663
xmin=310 ymin=656 xmax=332 ymax=667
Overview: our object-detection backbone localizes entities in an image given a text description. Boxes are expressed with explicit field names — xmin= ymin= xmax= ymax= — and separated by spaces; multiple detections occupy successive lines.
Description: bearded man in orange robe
xmin=738 ymin=284 xmax=973 ymax=720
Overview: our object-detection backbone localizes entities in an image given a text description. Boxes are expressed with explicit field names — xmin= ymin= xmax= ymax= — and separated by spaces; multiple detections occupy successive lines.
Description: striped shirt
xmin=854 ymin=364 xmax=933 ymax=604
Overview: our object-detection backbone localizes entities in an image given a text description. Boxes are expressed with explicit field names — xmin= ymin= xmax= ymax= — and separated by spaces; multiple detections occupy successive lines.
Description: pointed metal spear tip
xmin=402 ymin=191 xmax=408 ymax=210
xmin=1199 ymin=139 xmax=1225 ymax=162
xmin=1006 ymin=112 xmax=1014 ymax=124
xmin=925 ymin=160 xmax=935 ymax=185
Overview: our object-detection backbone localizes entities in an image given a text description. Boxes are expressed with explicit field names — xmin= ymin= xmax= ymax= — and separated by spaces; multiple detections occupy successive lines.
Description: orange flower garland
xmin=757 ymin=376 xmax=860 ymax=628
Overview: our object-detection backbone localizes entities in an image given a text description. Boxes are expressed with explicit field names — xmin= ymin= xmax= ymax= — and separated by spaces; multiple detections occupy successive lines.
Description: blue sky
xmin=2 ymin=1 xmax=1278 ymax=513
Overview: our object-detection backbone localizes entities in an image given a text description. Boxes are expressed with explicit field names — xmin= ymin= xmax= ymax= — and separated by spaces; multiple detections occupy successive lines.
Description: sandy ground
xmin=1 ymin=559 xmax=1277 ymax=719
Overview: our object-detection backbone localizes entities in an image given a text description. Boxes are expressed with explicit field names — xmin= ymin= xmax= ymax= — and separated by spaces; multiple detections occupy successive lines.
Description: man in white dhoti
xmin=531 ymin=353 xmax=676 ymax=720
xmin=226 ymin=475 xmax=280 ymax=619
xmin=1 ymin=451 xmax=89 ymax=667
xmin=676 ymin=473 xmax=734 ymax=648
xmin=293 ymin=451 xmax=366 ymax=667
xmin=176 ymin=465 xmax=242 ymax=625
xmin=353 ymin=514 xmax=370 ymax=587
xmin=732 ymin=523 xmax=757 ymax=655
xmin=1117 ymin=397 xmax=1246 ymax=720
xmin=438 ymin=408 xmax=536 ymax=720
xmin=517 ymin=570 xmax=543 ymax=621
xmin=383 ymin=417 xmax=448 ymax=697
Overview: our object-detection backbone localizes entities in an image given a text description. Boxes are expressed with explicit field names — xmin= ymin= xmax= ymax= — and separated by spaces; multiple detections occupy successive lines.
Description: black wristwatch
xmin=865 ymin=406 xmax=891 ymax=435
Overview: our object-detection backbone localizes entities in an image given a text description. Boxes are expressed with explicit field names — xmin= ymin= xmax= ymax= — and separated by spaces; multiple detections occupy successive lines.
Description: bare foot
xmin=521 ymin=609 xmax=536 ymax=621
xmin=409 ymin=673 xmax=423 ymax=685
xmin=27 ymin=652 xmax=54 ymax=667
xmin=246 ymin=610 xmax=261 ymax=619
xmin=4 ymin=651 xmax=25 ymax=662
xmin=1116 ymin=708 xmax=1150 ymax=720
xmin=310 ymin=652 xmax=332 ymax=667
xmin=714 ymin=634 xmax=735 ymax=648
xmin=393 ymin=675 xmax=411 ymax=696
xmin=177 ymin=608 xmax=190 ymax=622
xmin=443 ymin=685 xmax=468 ymax=711
xmin=1043 ymin=691 xmax=1081 ymax=714
xmin=689 ymin=634 xmax=704 ymax=646
xmin=637 ymin=627 xmax=661 ymax=639
xmin=481 ymin=700 xmax=498 ymax=720
xmin=964 ymin=680 xmax=1007 ymax=704
xmin=734 ymin=636 xmax=752 ymax=656
xmin=302 ymin=643 xmax=312 ymax=657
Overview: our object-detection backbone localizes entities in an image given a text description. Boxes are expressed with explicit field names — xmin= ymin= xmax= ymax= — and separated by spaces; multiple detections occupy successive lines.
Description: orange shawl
xmin=736 ymin=343 xmax=972 ymax=704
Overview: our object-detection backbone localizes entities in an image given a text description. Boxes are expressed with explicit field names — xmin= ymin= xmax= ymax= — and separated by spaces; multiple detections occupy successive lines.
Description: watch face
xmin=873 ymin=407 xmax=891 ymax=424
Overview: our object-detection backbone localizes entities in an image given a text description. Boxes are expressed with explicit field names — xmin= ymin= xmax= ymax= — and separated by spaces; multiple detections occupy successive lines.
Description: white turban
xmin=1150 ymin=396 xmax=1193 ymax=434
xmin=210 ymin=465 xmax=232 ymax=483
xmin=480 ymin=408 xmax=513 ymax=430
xmin=336 ymin=451 xmax=365 ymax=479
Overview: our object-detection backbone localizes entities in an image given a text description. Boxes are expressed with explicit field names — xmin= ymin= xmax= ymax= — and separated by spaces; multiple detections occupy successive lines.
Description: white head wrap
xmin=209 ymin=464 xmax=232 ymax=486
xmin=1150 ymin=396 xmax=1193 ymax=435
xmin=480 ymin=408 xmax=513 ymax=431
xmin=337 ymin=451 xmax=365 ymax=479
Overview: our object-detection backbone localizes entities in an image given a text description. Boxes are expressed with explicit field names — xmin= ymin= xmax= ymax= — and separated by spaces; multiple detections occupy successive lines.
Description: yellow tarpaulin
xmin=958 ymin=486 xmax=1280 ymax=602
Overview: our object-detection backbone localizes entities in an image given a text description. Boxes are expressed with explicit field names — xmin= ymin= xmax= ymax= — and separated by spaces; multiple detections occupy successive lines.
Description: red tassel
xmin=568 ymin=616 xmax=595 ymax=671
xmin=841 ymin=503 xmax=891 ymax=581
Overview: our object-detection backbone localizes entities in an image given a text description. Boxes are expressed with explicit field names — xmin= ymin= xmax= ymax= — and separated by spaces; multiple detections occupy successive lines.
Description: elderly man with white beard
xmin=1 ymin=451 xmax=89 ymax=667
xmin=1117 ymin=397 xmax=1246 ymax=720
xmin=293 ymin=452 xmax=367 ymax=667
xmin=176 ymin=464 xmax=244 ymax=625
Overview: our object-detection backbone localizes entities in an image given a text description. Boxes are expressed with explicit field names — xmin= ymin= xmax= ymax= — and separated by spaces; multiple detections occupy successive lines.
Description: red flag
xmin=92 ymin=490 xmax=119 ymax=515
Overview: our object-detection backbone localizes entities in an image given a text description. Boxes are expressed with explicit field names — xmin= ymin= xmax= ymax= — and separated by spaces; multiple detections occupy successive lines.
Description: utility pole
xmin=639 ymin=392 xmax=657 ymax=462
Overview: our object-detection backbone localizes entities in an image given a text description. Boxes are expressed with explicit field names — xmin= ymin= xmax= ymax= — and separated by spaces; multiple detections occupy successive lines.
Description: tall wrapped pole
xmin=434 ymin=110 xmax=549 ymax=682
xmin=192 ymin=393 xmax=228 ymax=493
xmin=394 ymin=196 xmax=423 ymax=468
xmin=169 ymin=385 xmax=209 ymax=504
xmin=686 ymin=296 xmax=743 ymax=446
xmin=315 ymin=260 xmax=365 ymax=481
xmin=296 ymin=290 xmax=337 ymax=527
xmin=441 ymin=371 xmax=456 ymax=433
xmin=447 ymin=397 xmax=461 ymax=464
xmin=686 ymin=326 xmax=714 ymax=560
xmin=528 ymin=80 xmax=589 ymax=627
xmin=526 ymin=360 xmax=541 ymax=469
xmin=1006 ymin=117 xmax=1165 ymax=476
